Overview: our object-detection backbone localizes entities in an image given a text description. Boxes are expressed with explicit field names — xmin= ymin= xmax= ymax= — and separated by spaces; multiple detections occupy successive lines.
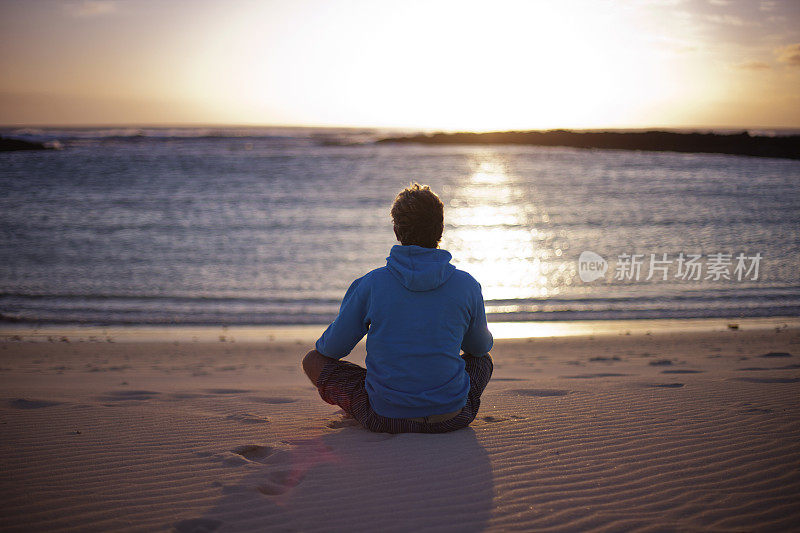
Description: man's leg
xmin=302 ymin=349 xmax=373 ymax=425
xmin=302 ymin=349 xmax=335 ymax=386
xmin=463 ymin=353 xmax=493 ymax=398
xmin=458 ymin=352 xmax=493 ymax=423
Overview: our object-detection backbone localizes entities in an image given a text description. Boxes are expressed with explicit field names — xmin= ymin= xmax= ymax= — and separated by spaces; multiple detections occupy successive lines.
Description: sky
xmin=0 ymin=0 xmax=799 ymax=130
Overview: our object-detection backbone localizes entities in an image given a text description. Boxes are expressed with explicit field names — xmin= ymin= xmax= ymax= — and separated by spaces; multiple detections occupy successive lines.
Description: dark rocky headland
xmin=0 ymin=136 xmax=57 ymax=151
xmin=377 ymin=130 xmax=800 ymax=160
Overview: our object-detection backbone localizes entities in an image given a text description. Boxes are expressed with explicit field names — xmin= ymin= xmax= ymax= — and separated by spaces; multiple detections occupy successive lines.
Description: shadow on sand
xmin=174 ymin=426 xmax=494 ymax=532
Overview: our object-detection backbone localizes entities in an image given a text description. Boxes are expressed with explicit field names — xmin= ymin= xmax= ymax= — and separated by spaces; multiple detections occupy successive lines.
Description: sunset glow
xmin=1 ymin=0 xmax=799 ymax=129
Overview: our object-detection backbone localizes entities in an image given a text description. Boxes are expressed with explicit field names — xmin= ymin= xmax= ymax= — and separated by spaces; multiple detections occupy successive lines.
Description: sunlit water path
xmin=1 ymin=127 xmax=798 ymax=324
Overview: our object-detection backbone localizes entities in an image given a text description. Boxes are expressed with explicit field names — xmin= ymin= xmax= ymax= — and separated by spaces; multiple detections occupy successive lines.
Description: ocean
xmin=1 ymin=126 xmax=798 ymax=325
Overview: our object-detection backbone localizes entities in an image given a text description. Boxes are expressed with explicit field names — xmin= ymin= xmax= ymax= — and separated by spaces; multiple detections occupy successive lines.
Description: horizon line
xmin=2 ymin=122 xmax=800 ymax=133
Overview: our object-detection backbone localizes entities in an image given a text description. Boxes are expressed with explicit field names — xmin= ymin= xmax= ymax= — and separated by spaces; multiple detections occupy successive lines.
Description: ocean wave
xmin=2 ymin=289 xmax=797 ymax=326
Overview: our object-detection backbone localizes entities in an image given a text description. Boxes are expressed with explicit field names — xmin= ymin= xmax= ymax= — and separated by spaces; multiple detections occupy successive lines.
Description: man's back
xmin=316 ymin=244 xmax=493 ymax=418
xmin=302 ymin=183 xmax=494 ymax=433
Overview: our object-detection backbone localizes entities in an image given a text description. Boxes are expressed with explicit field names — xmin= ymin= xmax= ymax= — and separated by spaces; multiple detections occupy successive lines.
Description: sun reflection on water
xmin=442 ymin=151 xmax=572 ymax=303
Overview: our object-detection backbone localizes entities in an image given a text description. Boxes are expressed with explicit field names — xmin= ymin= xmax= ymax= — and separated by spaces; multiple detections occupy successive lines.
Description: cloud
xmin=67 ymin=1 xmax=117 ymax=18
xmin=735 ymin=60 xmax=771 ymax=70
xmin=775 ymin=43 xmax=800 ymax=66
xmin=704 ymin=13 xmax=746 ymax=26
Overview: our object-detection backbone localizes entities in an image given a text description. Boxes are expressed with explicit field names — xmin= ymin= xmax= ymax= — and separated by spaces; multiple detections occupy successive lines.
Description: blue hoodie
xmin=315 ymin=245 xmax=493 ymax=419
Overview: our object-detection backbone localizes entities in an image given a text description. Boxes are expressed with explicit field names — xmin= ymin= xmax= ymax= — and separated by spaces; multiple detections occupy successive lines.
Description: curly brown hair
xmin=390 ymin=183 xmax=444 ymax=249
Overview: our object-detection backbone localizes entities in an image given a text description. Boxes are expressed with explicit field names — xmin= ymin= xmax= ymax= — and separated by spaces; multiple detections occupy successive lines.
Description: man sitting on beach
xmin=302 ymin=183 xmax=493 ymax=433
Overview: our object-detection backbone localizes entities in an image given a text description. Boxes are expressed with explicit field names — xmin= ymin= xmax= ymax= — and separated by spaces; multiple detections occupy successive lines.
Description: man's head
xmin=391 ymin=183 xmax=444 ymax=249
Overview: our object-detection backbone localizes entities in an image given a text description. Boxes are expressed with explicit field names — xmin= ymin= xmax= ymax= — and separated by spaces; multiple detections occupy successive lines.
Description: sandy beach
xmin=3 ymin=1 xmax=800 ymax=532
xmin=1 ymin=318 xmax=798 ymax=532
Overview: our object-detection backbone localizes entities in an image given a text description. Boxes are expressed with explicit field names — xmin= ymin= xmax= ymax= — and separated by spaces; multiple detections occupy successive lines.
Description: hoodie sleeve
xmin=315 ymin=276 xmax=370 ymax=359
xmin=461 ymin=282 xmax=493 ymax=357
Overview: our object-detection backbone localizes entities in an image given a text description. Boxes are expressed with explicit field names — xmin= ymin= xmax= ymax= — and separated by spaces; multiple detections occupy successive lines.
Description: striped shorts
xmin=315 ymin=354 xmax=493 ymax=434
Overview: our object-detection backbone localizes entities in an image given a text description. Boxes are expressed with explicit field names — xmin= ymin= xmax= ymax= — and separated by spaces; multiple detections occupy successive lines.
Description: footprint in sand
xmin=256 ymin=469 xmax=304 ymax=495
xmin=168 ymin=392 xmax=207 ymax=400
xmin=661 ymin=370 xmax=704 ymax=374
xmin=731 ymin=377 xmax=800 ymax=384
xmin=646 ymin=383 xmax=684 ymax=388
xmin=281 ymin=438 xmax=335 ymax=450
xmin=97 ymin=390 xmax=160 ymax=401
xmin=204 ymin=388 xmax=252 ymax=395
xmin=760 ymin=352 xmax=792 ymax=358
xmin=8 ymin=398 xmax=61 ymax=409
xmin=648 ymin=359 xmax=674 ymax=366
xmin=482 ymin=415 xmax=510 ymax=423
xmin=251 ymin=396 xmax=297 ymax=404
xmin=737 ymin=364 xmax=800 ymax=371
xmin=231 ymin=444 xmax=275 ymax=462
xmin=226 ymin=413 xmax=270 ymax=424
xmin=172 ymin=517 xmax=223 ymax=533
xmin=229 ymin=440 xmax=346 ymax=497
xmin=221 ymin=455 xmax=249 ymax=466
xmin=742 ymin=407 xmax=774 ymax=414
xmin=513 ymin=388 xmax=571 ymax=397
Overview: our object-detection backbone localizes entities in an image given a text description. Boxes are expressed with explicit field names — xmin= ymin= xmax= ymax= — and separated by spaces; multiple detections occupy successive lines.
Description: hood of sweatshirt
xmin=386 ymin=245 xmax=456 ymax=292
